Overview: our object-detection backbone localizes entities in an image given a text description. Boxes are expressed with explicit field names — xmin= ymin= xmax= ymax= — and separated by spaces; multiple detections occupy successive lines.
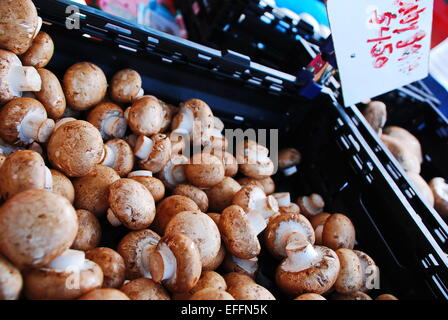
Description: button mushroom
xmin=148 ymin=233 xmax=202 ymax=293
xmin=334 ymin=248 xmax=363 ymax=294
xmin=185 ymin=153 xmax=225 ymax=189
xmin=238 ymin=177 xmax=275 ymax=195
xmin=361 ymin=101 xmax=387 ymax=135
xmin=0 ymin=254 xmax=23 ymax=300
xmin=157 ymin=154 xmax=189 ymax=189
xmin=24 ymin=249 xmax=103 ymax=300
xmin=21 ymin=32 xmax=54 ymax=68
xmin=110 ymin=69 xmax=144 ymax=104
xmin=73 ymin=165 xmax=120 ymax=217
xmin=190 ymin=288 xmax=235 ymax=300
xmin=294 ymin=293 xmax=326 ymax=300
xmin=383 ymin=126 xmax=423 ymax=164
xmin=50 ymin=169 xmax=75 ymax=204
xmin=159 ymin=101 xmax=177 ymax=133
xmin=117 ymin=229 xmax=161 ymax=280
xmin=222 ymin=254 xmax=259 ymax=278
xmin=173 ymin=184 xmax=209 ymax=212
xmin=34 ymin=68 xmax=66 ymax=120
xmin=429 ymin=178 xmax=448 ymax=218
xmin=133 ymin=134 xmax=171 ymax=173
xmin=211 ymin=150 xmax=238 ymax=177
xmin=407 ymin=172 xmax=434 ymax=207
xmin=0 ymin=0 xmax=42 ymax=55
xmin=63 ymin=62 xmax=108 ymax=111
xmin=353 ymin=250 xmax=379 ymax=292
xmin=152 ymin=195 xmax=199 ymax=234
xmin=0 ymin=97 xmax=54 ymax=145
xmin=0 ymin=150 xmax=52 ymax=200
xmin=275 ymin=233 xmax=340 ymax=296
xmin=297 ymin=193 xmax=325 ymax=219
xmin=47 ymin=120 xmax=105 ymax=177
xmin=87 ymin=102 xmax=128 ymax=140
xmin=101 ymin=139 xmax=135 ymax=177
xmin=78 ymin=288 xmax=129 ymax=300
xmin=237 ymin=140 xmax=275 ymax=179
xmin=310 ymin=213 xmax=331 ymax=244
xmin=376 ymin=294 xmax=398 ymax=300
xmin=380 ymin=134 xmax=421 ymax=174
xmin=226 ymin=277 xmax=275 ymax=300
xmin=318 ymin=213 xmax=356 ymax=250
xmin=121 ymin=278 xmax=170 ymax=300
xmin=86 ymin=247 xmax=126 ymax=289
xmin=172 ymin=270 xmax=227 ymax=300
xmin=125 ymin=96 xmax=164 ymax=136
xmin=107 ymin=178 xmax=156 ymax=230
xmin=232 ymin=185 xmax=279 ymax=221
xmin=0 ymin=189 xmax=78 ymax=269
xmin=278 ymin=148 xmax=301 ymax=176
xmin=128 ymin=170 xmax=165 ymax=202
xmin=165 ymin=211 xmax=221 ymax=270
xmin=273 ymin=192 xmax=301 ymax=215
xmin=71 ymin=209 xmax=101 ymax=252
xmin=205 ymin=177 xmax=241 ymax=213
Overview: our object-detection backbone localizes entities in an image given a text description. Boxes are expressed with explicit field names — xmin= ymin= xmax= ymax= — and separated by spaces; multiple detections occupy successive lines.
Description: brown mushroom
xmin=297 ymin=193 xmax=325 ymax=219
xmin=320 ymin=214 xmax=356 ymax=250
xmin=87 ymin=102 xmax=127 ymax=140
xmin=21 ymin=32 xmax=54 ymax=68
xmin=362 ymin=101 xmax=387 ymax=135
xmin=73 ymin=165 xmax=120 ymax=217
xmin=310 ymin=213 xmax=331 ymax=244
xmin=380 ymin=134 xmax=421 ymax=174
xmin=185 ymin=153 xmax=225 ymax=188
xmin=173 ymin=270 xmax=227 ymax=300
xmin=107 ymin=178 xmax=156 ymax=230
xmin=376 ymin=294 xmax=398 ymax=300
xmin=128 ymin=171 xmax=165 ymax=202
xmin=0 ymin=97 xmax=54 ymax=145
xmin=223 ymin=272 xmax=255 ymax=288
xmin=173 ymin=184 xmax=209 ymax=212
xmin=429 ymin=178 xmax=448 ymax=218
xmin=294 ymin=293 xmax=326 ymax=300
xmin=190 ymin=288 xmax=235 ymax=300
xmin=47 ymin=120 xmax=104 ymax=177
xmin=165 ymin=211 xmax=221 ymax=270
xmin=0 ymin=254 xmax=23 ymax=300
xmin=121 ymin=278 xmax=170 ymax=300
xmin=227 ymin=280 xmax=275 ymax=300
xmin=125 ymin=96 xmax=164 ymax=136
xmin=101 ymin=139 xmax=134 ymax=177
xmin=0 ymin=0 xmax=42 ymax=55
xmin=78 ymin=288 xmax=129 ymax=300
xmin=353 ymin=250 xmax=379 ymax=292
xmin=63 ymin=62 xmax=108 ymax=111
xmin=110 ymin=69 xmax=143 ymax=104
xmin=50 ymin=169 xmax=75 ymax=204
xmin=334 ymin=249 xmax=363 ymax=294
xmin=205 ymin=177 xmax=241 ymax=212
xmin=232 ymin=185 xmax=279 ymax=221
xmin=86 ymin=248 xmax=126 ymax=289
xmin=238 ymin=177 xmax=275 ymax=195
xmin=0 ymin=189 xmax=78 ymax=269
xmin=0 ymin=150 xmax=52 ymax=200
xmin=407 ymin=172 xmax=434 ymax=207
xmin=34 ymin=68 xmax=66 ymax=119
xmin=133 ymin=134 xmax=171 ymax=173
xmin=152 ymin=195 xmax=199 ymax=234
xmin=156 ymin=154 xmax=189 ymax=189
xmin=71 ymin=209 xmax=101 ymax=252
xmin=159 ymin=101 xmax=177 ymax=133
xmin=383 ymin=126 xmax=422 ymax=163
xmin=273 ymin=193 xmax=301 ymax=215
xmin=237 ymin=140 xmax=275 ymax=179
xmin=222 ymin=254 xmax=258 ymax=278
xmin=211 ymin=150 xmax=238 ymax=177
xmin=278 ymin=148 xmax=301 ymax=176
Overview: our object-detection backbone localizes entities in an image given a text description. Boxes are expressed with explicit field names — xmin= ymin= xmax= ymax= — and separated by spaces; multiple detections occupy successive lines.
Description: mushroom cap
xmin=223 ymin=272 xmax=256 ymax=288
xmin=185 ymin=153 xmax=225 ymax=188
xmin=78 ymin=288 xmax=129 ymax=300
xmin=297 ymin=193 xmax=325 ymax=218
xmin=73 ymin=165 xmax=120 ymax=217
xmin=362 ymin=101 xmax=387 ymax=135
xmin=279 ymin=203 xmax=301 ymax=216
xmin=322 ymin=214 xmax=356 ymax=250
xmin=383 ymin=126 xmax=422 ymax=163
xmin=136 ymin=134 xmax=171 ymax=173
xmin=156 ymin=233 xmax=202 ymax=293
xmin=71 ymin=209 xmax=101 ymax=252
xmin=108 ymin=178 xmax=156 ymax=230
xmin=332 ymin=291 xmax=373 ymax=300
xmin=110 ymin=69 xmax=142 ymax=104
xmin=334 ymin=248 xmax=363 ymax=294
xmin=117 ymin=229 xmax=161 ymax=280
xmin=35 ymin=68 xmax=66 ymax=119
xmin=0 ymin=97 xmax=48 ymax=145
xmin=0 ymin=189 xmax=78 ymax=269
xmin=429 ymin=177 xmax=448 ymax=217
xmin=121 ymin=278 xmax=170 ymax=300
xmin=203 ymin=241 xmax=226 ymax=272
xmin=237 ymin=140 xmax=274 ymax=179
xmin=24 ymin=259 xmax=103 ymax=300
xmin=87 ymin=102 xmax=126 ymax=140
xmin=129 ymin=175 xmax=165 ymax=202
xmin=353 ymin=250 xmax=378 ymax=292
xmin=127 ymin=96 xmax=164 ymax=136
xmin=21 ymin=32 xmax=54 ymax=68
xmin=174 ymin=270 xmax=227 ymax=300
xmin=0 ymin=150 xmax=48 ymax=200
xmin=190 ymin=288 xmax=234 ymax=300
xmin=211 ymin=150 xmax=238 ymax=177
xmin=310 ymin=213 xmax=331 ymax=244
xmin=376 ymin=294 xmax=398 ymax=300
xmin=152 ymin=195 xmax=199 ymax=234
xmin=48 ymin=120 xmax=104 ymax=177
xmin=206 ymin=177 xmax=242 ymax=212
xmin=0 ymin=50 xmax=23 ymax=104
xmin=380 ymin=134 xmax=421 ymax=174
xmin=173 ymin=184 xmax=209 ymax=212
xmin=160 ymin=101 xmax=177 ymax=133
xmin=156 ymin=154 xmax=189 ymax=189
xmin=294 ymin=293 xmax=326 ymax=300
xmin=103 ymin=139 xmax=134 ymax=177
xmin=278 ymin=148 xmax=302 ymax=169
xmin=219 ymin=205 xmax=260 ymax=260
xmin=86 ymin=247 xmax=126 ymax=289
xmin=0 ymin=0 xmax=39 ymax=55
xmin=50 ymin=169 xmax=75 ymax=204
xmin=0 ymin=254 xmax=23 ymax=300
xmin=165 ymin=211 xmax=221 ymax=269
xmin=407 ymin=172 xmax=434 ymax=207
xmin=63 ymin=62 xmax=108 ymax=111
xmin=227 ymin=282 xmax=275 ymax=300
xmin=264 ymin=212 xmax=315 ymax=260
xmin=276 ymin=245 xmax=340 ymax=296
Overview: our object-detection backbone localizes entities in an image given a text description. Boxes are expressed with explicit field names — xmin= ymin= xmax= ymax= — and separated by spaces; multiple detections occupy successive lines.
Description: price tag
xmin=327 ymin=0 xmax=434 ymax=106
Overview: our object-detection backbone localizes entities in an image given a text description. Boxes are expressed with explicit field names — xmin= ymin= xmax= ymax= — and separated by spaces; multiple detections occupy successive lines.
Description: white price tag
xmin=327 ymin=0 xmax=434 ymax=106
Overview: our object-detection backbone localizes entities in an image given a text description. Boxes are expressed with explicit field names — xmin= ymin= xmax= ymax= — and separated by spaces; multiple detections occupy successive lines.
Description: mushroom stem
xmin=231 ymin=255 xmax=258 ymax=274
xmin=9 ymin=65 xmax=42 ymax=92
xmin=283 ymin=166 xmax=298 ymax=176
xmin=54 ymin=118 xmax=77 ymax=132
xmin=103 ymin=116 xmax=127 ymax=139
xmin=20 ymin=112 xmax=54 ymax=143
xmin=107 ymin=208 xmax=122 ymax=227
xmin=148 ymin=242 xmax=177 ymax=282
xmin=101 ymin=144 xmax=116 ymax=168
xmin=134 ymin=136 xmax=154 ymax=160
xmin=273 ymin=193 xmax=291 ymax=207
xmin=247 ymin=211 xmax=267 ymax=236
xmin=128 ymin=170 xmax=153 ymax=178
xmin=283 ymin=233 xmax=320 ymax=273
xmin=46 ymin=249 xmax=85 ymax=270
xmin=44 ymin=166 xmax=53 ymax=191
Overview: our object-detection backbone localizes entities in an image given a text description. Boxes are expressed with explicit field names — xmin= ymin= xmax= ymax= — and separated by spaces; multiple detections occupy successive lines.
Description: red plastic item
xmin=432 ymin=0 xmax=448 ymax=48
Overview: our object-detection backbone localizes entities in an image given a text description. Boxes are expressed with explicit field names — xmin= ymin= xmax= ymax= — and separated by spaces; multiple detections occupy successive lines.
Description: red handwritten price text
xmin=366 ymin=0 xmax=427 ymax=73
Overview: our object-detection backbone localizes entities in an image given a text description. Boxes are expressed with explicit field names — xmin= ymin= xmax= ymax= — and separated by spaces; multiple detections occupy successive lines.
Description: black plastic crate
xmin=174 ymin=0 xmax=321 ymax=75
xmin=33 ymin=0 xmax=448 ymax=299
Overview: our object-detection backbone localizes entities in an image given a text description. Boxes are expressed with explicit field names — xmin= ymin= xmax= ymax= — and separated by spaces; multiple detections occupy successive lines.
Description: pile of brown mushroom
xmin=0 ymin=0 xmax=400 ymax=301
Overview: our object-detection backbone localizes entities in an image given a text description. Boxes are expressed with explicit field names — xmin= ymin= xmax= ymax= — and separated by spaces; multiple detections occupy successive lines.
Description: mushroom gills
xmin=274 ymin=221 xmax=312 ymax=257
xmin=134 ymin=136 xmax=154 ymax=160
xmin=282 ymin=234 xmax=321 ymax=273
xmin=9 ymin=65 xmax=42 ymax=93
xmin=101 ymin=144 xmax=117 ymax=168
xmin=102 ymin=114 xmax=127 ymax=139
xmin=231 ymin=255 xmax=258 ymax=274
xmin=46 ymin=249 xmax=86 ymax=271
